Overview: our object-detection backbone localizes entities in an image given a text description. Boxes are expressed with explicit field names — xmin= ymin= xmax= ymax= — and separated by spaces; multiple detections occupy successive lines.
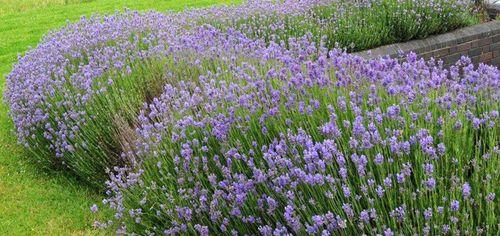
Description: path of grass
xmin=0 ymin=1 xmax=238 ymax=235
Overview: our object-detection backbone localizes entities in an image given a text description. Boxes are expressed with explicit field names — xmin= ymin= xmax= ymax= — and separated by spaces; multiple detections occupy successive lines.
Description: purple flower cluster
xmin=4 ymin=10 xmax=187 ymax=182
xmin=102 ymin=30 xmax=497 ymax=235
xmin=201 ymin=0 xmax=476 ymax=51
xmin=3 ymin=0 xmax=498 ymax=235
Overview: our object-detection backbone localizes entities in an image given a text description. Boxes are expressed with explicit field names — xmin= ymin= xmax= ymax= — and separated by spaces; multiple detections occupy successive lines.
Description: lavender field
xmin=3 ymin=0 xmax=499 ymax=235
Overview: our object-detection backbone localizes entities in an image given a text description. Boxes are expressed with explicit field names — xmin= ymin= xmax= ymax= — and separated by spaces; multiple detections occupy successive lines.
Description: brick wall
xmin=355 ymin=20 xmax=500 ymax=67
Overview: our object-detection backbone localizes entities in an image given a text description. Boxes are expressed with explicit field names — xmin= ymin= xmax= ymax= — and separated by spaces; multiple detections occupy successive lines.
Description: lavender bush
xmin=202 ymin=0 xmax=480 ymax=51
xmin=3 ymin=0 xmax=498 ymax=234
xmin=4 ymin=0 xmax=481 ymax=186
xmin=99 ymin=35 xmax=499 ymax=234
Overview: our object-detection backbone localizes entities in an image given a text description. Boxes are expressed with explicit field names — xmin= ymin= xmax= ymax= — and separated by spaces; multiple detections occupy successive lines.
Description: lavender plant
xmin=4 ymin=11 xmax=232 ymax=185
xmin=3 ymin=0 xmax=498 ymax=234
xmin=4 ymin=0 xmax=481 ymax=186
xmin=203 ymin=0 xmax=480 ymax=52
xmin=100 ymin=36 xmax=499 ymax=234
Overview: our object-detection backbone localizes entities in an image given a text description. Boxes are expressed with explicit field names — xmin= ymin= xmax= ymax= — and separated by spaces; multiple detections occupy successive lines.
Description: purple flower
xmin=462 ymin=182 xmax=471 ymax=198
xmin=442 ymin=224 xmax=450 ymax=234
xmin=425 ymin=178 xmax=436 ymax=190
xmin=472 ymin=118 xmax=482 ymax=129
xmin=342 ymin=203 xmax=354 ymax=218
xmin=437 ymin=206 xmax=444 ymax=214
xmin=389 ymin=205 xmax=406 ymax=223
xmin=376 ymin=185 xmax=385 ymax=198
xmin=384 ymin=228 xmax=394 ymax=236
xmin=194 ymin=224 xmax=209 ymax=236
xmin=486 ymin=193 xmax=495 ymax=203
xmin=284 ymin=205 xmax=302 ymax=232
xmin=90 ymin=204 xmax=98 ymax=213
xmin=423 ymin=163 xmax=434 ymax=175
xmin=450 ymin=200 xmax=460 ymax=211
xmin=383 ymin=176 xmax=392 ymax=188
xmin=374 ymin=153 xmax=384 ymax=165
xmin=359 ymin=210 xmax=370 ymax=223
xmin=423 ymin=208 xmax=432 ymax=220
xmin=342 ymin=184 xmax=351 ymax=198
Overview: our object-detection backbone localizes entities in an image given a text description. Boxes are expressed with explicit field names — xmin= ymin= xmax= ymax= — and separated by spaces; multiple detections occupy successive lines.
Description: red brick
xmin=471 ymin=39 xmax=481 ymax=48
xmin=469 ymin=47 xmax=482 ymax=57
xmin=494 ymin=50 xmax=500 ymax=58
xmin=433 ymin=47 xmax=450 ymax=58
xmin=449 ymin=45 xmax=458 ymax=54
xmin=456 ymin=42 xmax=472 ymax=52
xmin=478 ymin=37 xmax=493 ymax=47
xmin=493 ymin=34 xmax=500 ymax=44
xmin=480 ymin=52 xmax=493 ymax=62
xmin=481 ymin=45 xmax=491 ymax=53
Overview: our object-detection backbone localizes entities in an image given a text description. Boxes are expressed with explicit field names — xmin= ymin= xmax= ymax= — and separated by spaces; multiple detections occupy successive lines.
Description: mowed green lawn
xmin=0 ymin=0 xmax=238 ymax=235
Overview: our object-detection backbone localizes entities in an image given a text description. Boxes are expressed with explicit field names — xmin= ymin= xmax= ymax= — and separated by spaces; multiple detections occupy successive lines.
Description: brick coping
xmin=354 ymin=20 xmax=500 ymax=66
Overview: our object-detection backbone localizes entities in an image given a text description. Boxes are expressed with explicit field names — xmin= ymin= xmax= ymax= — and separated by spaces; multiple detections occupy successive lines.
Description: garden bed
xmin=3 ymin=0 xmax=499 ymax=235
xmin=206 ymin=0 xmax=485 ymax=52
